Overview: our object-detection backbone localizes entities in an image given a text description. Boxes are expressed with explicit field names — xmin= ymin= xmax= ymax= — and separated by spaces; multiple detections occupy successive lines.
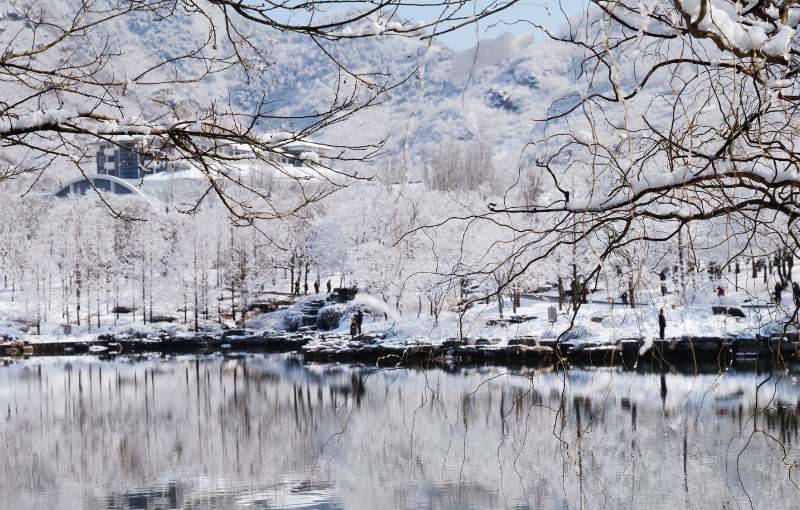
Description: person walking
xmin=294 ymin=278 xmax=300 ymax=295
xmin=355 ymin=310 xmax=364 ymax=335
xmin=793 ymin=281 xmax=800 ymax=308
xmin=326 ymin=279 xmax=332 ymax=293
xmin=716 ymin=285 xmax=725 ymax=298
xmin=775 ymin=280 xmax=784 ymax=305
xmin=314 ymin=279 xmax=320 ymax=294
xmin=304 ymin=281 xmax=309 ymax=295
xmin=349 ymin=317 xmax=358 ymax=337
xmin=658 ymin=309 xmax=666 ymax=340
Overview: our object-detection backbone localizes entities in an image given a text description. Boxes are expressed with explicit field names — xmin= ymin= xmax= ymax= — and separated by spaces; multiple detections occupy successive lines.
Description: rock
xmin=150 ymin=315 xmax=178 ymax=323
xmin=317 ymin=306 xmax=344 ymax=330
xmin=301 ymin=314 xmax=317 ymax=327
xmin=221 ymin=329 xmax=248 ymax=340
xmin=282 ymin=313 xmax=301 ymax=332
xmin=562 ymin=326 xmax=589 ymax=341
xmin=712 ymin=306 xmax=746 ymax=318
xmin=329 ymin=288 xmax=358 ymax=302
xmin=248 ymin=302 xmax=277 ymax=314
xmin=508 ymin=336 xmax=537 ymax=346
xmin=441 ymin=338 xmax=461 ymax=348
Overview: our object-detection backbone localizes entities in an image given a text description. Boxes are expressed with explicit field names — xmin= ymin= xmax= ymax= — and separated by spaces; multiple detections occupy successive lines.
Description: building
xmin=51 ymin=134 xmax=335 ymax=202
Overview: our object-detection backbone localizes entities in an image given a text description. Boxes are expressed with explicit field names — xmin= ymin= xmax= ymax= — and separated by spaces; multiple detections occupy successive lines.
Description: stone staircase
xmin=298 ymin=298 xmax=327 ymax=330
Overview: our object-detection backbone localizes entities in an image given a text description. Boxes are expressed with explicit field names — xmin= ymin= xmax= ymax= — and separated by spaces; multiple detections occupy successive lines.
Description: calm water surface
xmin=1 ymin=354 xmax=799 ymax=509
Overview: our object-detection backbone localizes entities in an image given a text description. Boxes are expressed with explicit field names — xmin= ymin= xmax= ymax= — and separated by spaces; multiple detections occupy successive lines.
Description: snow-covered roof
xmin=50 ymin=174 xmax=158 ymax=208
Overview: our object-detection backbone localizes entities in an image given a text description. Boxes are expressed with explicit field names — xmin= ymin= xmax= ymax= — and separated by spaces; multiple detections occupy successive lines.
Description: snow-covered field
xmin=2 ymin=262 xmax=797 ymax=355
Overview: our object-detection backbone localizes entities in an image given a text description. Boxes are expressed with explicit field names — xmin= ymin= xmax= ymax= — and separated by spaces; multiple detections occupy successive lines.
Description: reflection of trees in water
xmin=0 ymin=356 xmax=799 ymax=509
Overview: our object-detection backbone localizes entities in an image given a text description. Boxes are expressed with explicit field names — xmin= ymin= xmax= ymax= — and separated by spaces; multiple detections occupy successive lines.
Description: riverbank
xmin=4 ymin=327 xmax=799 ymax=369
xmin=3 ymin=280 xmax=800 ymax=368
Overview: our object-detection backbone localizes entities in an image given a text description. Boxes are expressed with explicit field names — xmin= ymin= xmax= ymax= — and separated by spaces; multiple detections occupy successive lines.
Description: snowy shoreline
xmin=2 ymin=318 xmax=797 ymax=369
xmin=3 ymin=276 xmax=800 ymax=366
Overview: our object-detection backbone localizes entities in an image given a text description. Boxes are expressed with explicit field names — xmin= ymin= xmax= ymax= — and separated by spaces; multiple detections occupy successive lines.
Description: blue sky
xmin=421 ymin=0 xmax=586 ymax=51
xmin=270 ymin=0 xmax=587 ymax=51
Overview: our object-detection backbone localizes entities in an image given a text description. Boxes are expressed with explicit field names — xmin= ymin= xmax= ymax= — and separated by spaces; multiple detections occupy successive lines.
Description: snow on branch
xmin=675 ymin=0 xmax=799 ymax=62
xmin=565 ymin=164 xmax=800 ymax=213
xmin=0 ymin=110 xmax=156 ymax=137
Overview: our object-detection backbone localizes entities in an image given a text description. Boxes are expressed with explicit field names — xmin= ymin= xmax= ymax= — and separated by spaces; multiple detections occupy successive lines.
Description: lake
xmin=1 ymin=354 xmax=799 ymax=509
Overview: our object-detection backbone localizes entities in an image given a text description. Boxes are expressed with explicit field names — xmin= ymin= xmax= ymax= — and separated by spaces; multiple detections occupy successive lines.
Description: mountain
xmin=1 ymin=2 xmax=584 ymax=187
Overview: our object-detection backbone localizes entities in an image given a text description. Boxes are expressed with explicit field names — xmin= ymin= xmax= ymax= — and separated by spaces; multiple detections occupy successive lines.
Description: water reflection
xmin=107 ymin=481 xmax=337 ymax=510
xmin=1 ymin=354 xmax=799 ymax=509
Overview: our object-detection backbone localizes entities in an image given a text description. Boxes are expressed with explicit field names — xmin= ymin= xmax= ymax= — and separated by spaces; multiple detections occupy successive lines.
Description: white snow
xmin=575 ymin=130 xmax=595 ymax=144
xmin=299 ymin=151 xmax=320 ymax=164
xmin=264 ymin=132 xmax=293 ymax=144
xmin=450 ymin=32 xmax=535 ymax=78
xmin=0 ymin=109 xmax=77 ymax=134
xmin=676 ymin=0 xmax=797 ymax=60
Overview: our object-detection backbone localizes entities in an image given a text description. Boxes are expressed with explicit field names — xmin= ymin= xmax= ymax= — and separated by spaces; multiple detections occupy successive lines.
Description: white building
xmin=51 ymin=135 xmax=335 ymax=203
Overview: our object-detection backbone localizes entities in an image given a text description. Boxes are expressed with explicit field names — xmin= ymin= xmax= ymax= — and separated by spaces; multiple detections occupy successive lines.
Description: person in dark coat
xmin=326 ymin=280 xmax=332 ymax=293
xmin=658 ymin=309 xmax=666 ymax=340
xmin=621 ymin=291 xmax=628 ymax=306
xmin=793 ymin=281 xmax=800 ymax=308
xmin=355 ymin=310 xmax=364 ymax=335
xmin=314 ymin=279 xmax=320 ymax=294
xmin=349 ymin=317 xmax=358 ymax=337
xmin=294 ymin=279 xmax=300 ymax=295
xmin=775 ymin=281 xmax=784 ymax=304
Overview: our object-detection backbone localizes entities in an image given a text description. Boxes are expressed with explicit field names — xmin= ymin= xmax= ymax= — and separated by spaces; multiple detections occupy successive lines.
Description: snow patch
xmin=300 ymin=151 xmax=320 ymax=164
xmin=575 ymin=130 xmax=595 ymax=144
xmin=450 ymin=32 xmax=534 ymax=78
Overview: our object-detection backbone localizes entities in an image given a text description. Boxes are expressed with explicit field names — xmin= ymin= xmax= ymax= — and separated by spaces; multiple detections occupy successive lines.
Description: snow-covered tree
xmin=0 ymin=0 xmax=518 ymax=221
xmin=461 ymin=0 xmax=800 ymax=309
